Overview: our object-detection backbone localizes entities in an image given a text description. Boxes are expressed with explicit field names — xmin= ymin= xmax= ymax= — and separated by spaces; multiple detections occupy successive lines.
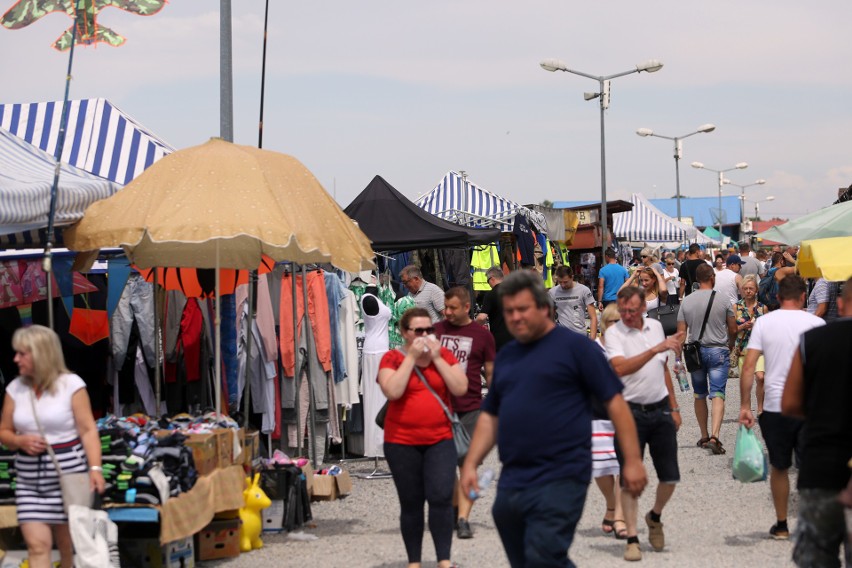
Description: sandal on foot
xmin=601 ymin=508 xmax=616 ymax=534
xmin=707 ymin=436 xmax=726 ymax=455
xmin=613 ymin=520 xmax=628 ymax=540
xmin=697 ymin=437 xmax=711 ymax=448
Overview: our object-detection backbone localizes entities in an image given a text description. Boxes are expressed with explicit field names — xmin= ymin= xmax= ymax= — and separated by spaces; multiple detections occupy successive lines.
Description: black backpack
xmin=758 ymin=268 xmax=779 ymax=308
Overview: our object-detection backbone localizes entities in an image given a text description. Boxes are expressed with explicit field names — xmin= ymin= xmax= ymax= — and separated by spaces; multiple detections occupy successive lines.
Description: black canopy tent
xmin=344 ymin=175 xmax=501 ymax=251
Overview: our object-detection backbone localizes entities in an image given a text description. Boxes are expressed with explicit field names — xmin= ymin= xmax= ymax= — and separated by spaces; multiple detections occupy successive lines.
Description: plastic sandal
xmin=707 ymin=436 xmax=726 ymax=455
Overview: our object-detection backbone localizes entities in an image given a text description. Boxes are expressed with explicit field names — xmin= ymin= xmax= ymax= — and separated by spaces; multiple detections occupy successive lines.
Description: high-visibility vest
xmin=471 ymin=244 xmax=499 ymax=291
xmin=543 ymin=239 xmax=555 ymax=288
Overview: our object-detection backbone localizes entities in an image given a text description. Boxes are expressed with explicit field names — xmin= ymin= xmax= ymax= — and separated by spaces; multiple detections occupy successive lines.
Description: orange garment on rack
xmin=278 ymin=271 xmax=332 ymax=377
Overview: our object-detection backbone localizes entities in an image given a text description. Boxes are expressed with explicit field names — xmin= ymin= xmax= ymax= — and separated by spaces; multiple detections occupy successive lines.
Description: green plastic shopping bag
xmin=732 ymin=425 xmax=767 ymax=483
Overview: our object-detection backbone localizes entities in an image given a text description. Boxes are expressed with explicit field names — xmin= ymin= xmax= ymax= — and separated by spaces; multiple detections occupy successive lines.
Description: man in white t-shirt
xmin=549 ymin=266 xmax=598 ymax=338
xmin=739 ymin=275 xmax=825 ymax=541
xmin=605 ymin=286 xmax=684 ymax=561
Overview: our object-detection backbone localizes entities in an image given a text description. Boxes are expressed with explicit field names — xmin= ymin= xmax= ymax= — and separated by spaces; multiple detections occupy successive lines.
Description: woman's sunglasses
xmin=409 ymin=327 xmax=435 ymax=335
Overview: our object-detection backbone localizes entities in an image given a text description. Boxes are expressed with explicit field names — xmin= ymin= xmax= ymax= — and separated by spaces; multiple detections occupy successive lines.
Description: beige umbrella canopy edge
xmin=63 ymin=137 xmax=376 ymax=272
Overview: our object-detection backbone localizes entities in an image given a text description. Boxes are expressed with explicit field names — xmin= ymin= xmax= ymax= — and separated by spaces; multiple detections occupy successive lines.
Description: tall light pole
xmin=540 ymin=58 xmax=663 ymax=259
xmin=691 ymin=161 xmax=748 ymax=244
xmin=723 ymin=178 xmax=767 ymax=237
xmin=741 ymin=195 xmax=775 ymax=220
xmin=636 ymin=124 xmax=716 ymax=222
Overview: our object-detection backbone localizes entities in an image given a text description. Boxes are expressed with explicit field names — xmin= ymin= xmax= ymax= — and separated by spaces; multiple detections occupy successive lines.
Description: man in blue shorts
xmin=598 ymin=247 xmax=629 ymax=309
xmin=677 ymin=263 xmax=737 ymax=454
xmin=460 ymin=271 xmax=647 ymax=568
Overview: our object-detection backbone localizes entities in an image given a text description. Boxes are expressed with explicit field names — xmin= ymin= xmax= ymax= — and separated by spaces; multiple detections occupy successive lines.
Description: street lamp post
xmin=741 ymin=195 xmax=775 ymax=220
xmin=691 ymin=161 xmax=748 ymax=244
xmin=636 ymin=124 xmax=716 ymax=222
xmin=541 ymin=57 xmax=663 ymax=259
xmin=723 ymin=178 xmax=767 ymax=237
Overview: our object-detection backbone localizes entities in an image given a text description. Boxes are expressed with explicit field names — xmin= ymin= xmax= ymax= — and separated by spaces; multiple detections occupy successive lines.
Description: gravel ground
xmin=203 ymin=371 xmax=800 ymax=568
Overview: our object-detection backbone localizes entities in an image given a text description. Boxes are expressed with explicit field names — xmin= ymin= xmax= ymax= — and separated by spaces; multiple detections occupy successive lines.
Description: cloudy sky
xmin=2 ymin=1 xmax=850 ymax=221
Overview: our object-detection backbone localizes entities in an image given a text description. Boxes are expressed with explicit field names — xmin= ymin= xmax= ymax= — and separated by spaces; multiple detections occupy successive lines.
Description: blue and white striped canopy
xmin=614 ymin=193 xmax=712 ymax=244
xmin=416 ymin=170 xmax=547 ymax=234
xmin=0 ymin=98 xmax=173 ymax=185
xmin=0 ymin=126 xmax=120 ymax=242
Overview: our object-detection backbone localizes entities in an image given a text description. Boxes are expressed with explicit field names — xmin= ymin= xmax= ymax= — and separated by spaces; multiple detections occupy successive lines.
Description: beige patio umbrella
xmin=64 ymin=137 xmax=375 ymax=417
xmin=65 ymin=137 xmax=374 ymax=271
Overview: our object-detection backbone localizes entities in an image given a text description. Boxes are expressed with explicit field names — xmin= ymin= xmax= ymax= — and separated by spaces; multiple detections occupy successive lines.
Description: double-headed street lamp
xmin=540 ymin=57 xmax=664 ymax=259
xmin=740 ymin=195 xmax=775 ymax=221
xmin=691 ymin=161 xmax=748 ymax=243
xmin=636 ymin=124 xmax=716 ymax=222
xmin=723 ymin=178 xmax=767 ymax=237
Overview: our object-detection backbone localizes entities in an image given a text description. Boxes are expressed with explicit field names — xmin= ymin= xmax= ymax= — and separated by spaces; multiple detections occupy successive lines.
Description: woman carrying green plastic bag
xmin=732 ymin=425 xmax=768 ymax=483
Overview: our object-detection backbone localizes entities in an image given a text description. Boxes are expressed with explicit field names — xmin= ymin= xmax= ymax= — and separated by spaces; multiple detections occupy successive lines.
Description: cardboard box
xmin=310 ymin=471 xmax=352 ymax=501
xmin=213 ymin=428 xmax=234 ymax=469
xmin=301 ymin=462 xmax=314 ymax=496
xmin=239 ymin=430 xmax=260 ymax=466
xmin=184 ymin=433 xmax=218 ymax=476
xmin=195 ymin=518 xmax=240 ymax=561
xmin=118 ymin=536 xmax=195 ymax=568
xmin=262 ymin=499 xmax=285 ymax=532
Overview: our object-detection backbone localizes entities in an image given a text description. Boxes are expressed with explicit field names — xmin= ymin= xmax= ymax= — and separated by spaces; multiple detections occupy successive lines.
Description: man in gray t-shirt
xmin=677 ymin=263 xmax=737 ymax=454
xmin=737 ymin=243 xmax=765 ymax=278
xmin=549 ymin=266 xmax=598 ymax=338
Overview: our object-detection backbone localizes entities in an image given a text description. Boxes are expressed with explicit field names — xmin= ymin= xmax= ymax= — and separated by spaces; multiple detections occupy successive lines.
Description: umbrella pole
xmin=243 ymin=270 xmax=256 ymax=429
xmin=154 ymin=269 xmax=162 ymax=415
xmin=302 ymin=265 xmax=319 ymax=467
xmin=215 ymin=243 xmax=222 ymax=419
xmin=291 ymin=265 xmax=302 ymax=457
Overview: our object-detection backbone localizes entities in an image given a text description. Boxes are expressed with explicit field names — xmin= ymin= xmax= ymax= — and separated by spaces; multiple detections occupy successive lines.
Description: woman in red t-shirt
xmin=378 ymin=307 xmax=467 ymax=568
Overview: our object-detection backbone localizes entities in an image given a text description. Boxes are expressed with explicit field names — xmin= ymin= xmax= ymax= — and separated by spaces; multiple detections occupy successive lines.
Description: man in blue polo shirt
xmin=598 ymin=247 xmax=629 ymax=309
xmin=460 ymin=271 xmax=647 ymax=568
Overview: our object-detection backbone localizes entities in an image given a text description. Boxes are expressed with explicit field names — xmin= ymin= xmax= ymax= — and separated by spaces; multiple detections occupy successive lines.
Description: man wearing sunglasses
xmin=400 ymin=265 xmax=445 ymax=323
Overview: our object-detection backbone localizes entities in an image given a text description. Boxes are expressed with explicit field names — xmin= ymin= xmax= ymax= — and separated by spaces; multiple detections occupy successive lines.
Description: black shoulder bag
xmin=682 ymin=290 xmax=715 ymax=373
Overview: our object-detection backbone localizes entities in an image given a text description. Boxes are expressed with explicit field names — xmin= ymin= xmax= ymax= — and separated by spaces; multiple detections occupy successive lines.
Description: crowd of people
xmin=377 ymin=248 xmax=849 ymax=567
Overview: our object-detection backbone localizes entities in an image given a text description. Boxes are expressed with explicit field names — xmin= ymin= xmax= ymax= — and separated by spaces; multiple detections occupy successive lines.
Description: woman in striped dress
xmin=0 ymin=325 xmax=104 ymax=568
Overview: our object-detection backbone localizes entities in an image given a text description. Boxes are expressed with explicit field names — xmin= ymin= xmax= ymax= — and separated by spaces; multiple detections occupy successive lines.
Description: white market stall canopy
xmin=0 ymin=98 xmax=173 ymax=185
xmin=613 ymin=193 xmax=716 ymax=246
xmin=0 ymin=127 xmax=120 ymax=246
xmin=416 ymin=170 xmax=547 ymax=235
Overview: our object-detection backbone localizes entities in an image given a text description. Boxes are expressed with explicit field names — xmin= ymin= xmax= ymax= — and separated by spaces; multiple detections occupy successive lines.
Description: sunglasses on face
xmin=409 ymin=327 xmax=435 ymax=335
xmin=666 ymin=263 xmax=674 ymax=266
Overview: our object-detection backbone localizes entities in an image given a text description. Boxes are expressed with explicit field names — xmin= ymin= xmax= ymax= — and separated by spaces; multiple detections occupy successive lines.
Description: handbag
xmin=682 ymin=291 xmax=716 ymax=373
xmin=646 ymin=304 xmax=679 ymax=336
xmin=412 ymin=366 xmax=471 ymax=459
xmin=375 ymin=401 xmax=388 ymax=429
xmin=29 ymin=390 xmax=94 ymax=514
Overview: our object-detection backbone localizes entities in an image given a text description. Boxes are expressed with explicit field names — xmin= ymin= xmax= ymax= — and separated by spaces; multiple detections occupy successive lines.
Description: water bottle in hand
xmin=469 ymin=468 xmax=495 ymax=500
xmin=674 ymin=359 xmax=690 ymax=392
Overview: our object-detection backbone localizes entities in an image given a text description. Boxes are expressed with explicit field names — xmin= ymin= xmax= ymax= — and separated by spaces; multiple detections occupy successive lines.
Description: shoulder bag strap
xmin=411 ymin=366 xmax=455 ymax=423
xmin=28 ymin=389 xmax=65 ymax=478
xmin=696 ymin=290 xmax=716 ymax=344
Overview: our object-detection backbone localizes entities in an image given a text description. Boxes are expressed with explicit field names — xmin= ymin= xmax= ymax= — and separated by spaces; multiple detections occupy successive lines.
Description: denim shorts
xmin=690 ymin=346 xmax=730 ymax=400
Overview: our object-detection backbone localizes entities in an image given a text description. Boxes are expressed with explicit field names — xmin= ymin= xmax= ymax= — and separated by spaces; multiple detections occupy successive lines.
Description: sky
xmin=2 ymin=1 xmax=851 ymax=223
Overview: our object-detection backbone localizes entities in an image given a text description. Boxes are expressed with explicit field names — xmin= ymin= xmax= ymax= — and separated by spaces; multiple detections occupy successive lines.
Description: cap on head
xmin=726 ymin=254 xmax=743 ymax=266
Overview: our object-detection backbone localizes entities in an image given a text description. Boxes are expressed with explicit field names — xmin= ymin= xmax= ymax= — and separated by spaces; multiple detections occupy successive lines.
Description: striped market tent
xmin=613 ymin=193 xmax=714 ymax=244
xmin=0 ymin=98 xmax=173 ymax=185
xmin=416 ymin=170 xmax=547 ymax=234
xmin=0 ymin=126 xmax=120 ymax=247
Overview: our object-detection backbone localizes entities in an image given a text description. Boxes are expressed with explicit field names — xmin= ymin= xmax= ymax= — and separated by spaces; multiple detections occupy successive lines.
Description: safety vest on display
xmin=471 ymin=244 xmax=499 ymax=291
xmin=543 ymin=239 xmax=555 ymax=288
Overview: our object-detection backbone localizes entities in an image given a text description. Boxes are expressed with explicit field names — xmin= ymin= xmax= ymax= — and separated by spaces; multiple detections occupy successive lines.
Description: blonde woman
xmin=734 ymin=275 xmax=767 ymax=413
xmin=620 ymin=267 xmax=667 ymax=313
xmin=0 ymin=325 xmax=104 ymax=568
xmin=592 ymin=304 xmax=627 ymax=539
